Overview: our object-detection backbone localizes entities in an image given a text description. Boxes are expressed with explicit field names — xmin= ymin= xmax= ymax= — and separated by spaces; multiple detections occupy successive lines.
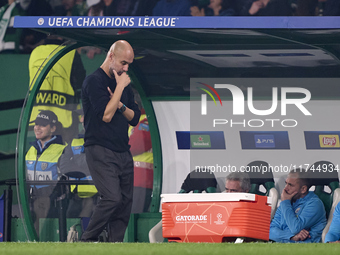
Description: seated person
xmin=152 ymin=0 xmax=191 ymax=16
xmin=26 ymin=110 xmax=66 ymax=234
xmin=325 ymin=201 xmax=340 ymax=243
xmin=323 ymin=0 xmax=340 ymax=16
xmin=225 ymin=171 xmax=250 ymax=193
xmin=269 ymin=169 xmax=327 ymax=243
xmin=191 ymin=0 xmax=237 ymax=16
xmin=239 ymin=0 xmax=292 ymax=16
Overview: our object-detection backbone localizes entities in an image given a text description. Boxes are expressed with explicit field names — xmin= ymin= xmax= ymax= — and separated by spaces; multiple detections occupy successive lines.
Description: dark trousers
xmin=81 ymin=145 xmax=134 ymax=242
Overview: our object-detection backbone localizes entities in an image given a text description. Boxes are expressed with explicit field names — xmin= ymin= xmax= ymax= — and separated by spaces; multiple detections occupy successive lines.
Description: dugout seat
xmin=246 ymin=160 xmax=279 ymax=219
xmin=307 ymin=161 xmax=340 ymax=242
xmin=308 ymin=161 xmax=340 ymax=218
xmin=148 ymin=169 xmax=217 ymax=243
xmin=178 ymin=169 xmax=217 ymax=194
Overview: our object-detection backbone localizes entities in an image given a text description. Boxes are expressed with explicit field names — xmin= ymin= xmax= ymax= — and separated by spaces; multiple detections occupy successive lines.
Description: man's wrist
xmin=118 ymin=104 xmax=126 ymax=113
xmin=290 ymin=235 xmax=298 ymax=241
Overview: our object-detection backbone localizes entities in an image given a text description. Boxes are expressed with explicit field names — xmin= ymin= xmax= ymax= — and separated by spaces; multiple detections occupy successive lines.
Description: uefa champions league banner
xmin=13 ymin=16 xmax=340 ymax=29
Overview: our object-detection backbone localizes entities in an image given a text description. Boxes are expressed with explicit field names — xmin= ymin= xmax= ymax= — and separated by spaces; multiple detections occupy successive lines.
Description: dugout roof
xmin=14 ymin=16 xmax=340 ymax=98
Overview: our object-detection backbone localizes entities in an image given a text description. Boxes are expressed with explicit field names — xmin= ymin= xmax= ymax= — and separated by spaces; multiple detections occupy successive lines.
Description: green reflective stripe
xmin=71 ymin=183 xmax=98 ymax=197
xmin=26 ymin=144 xmax=66 ymax=162
xmin=133 ymin=152 xmax=153 ymax=164
xmin=76 ymin=186 xmax=98 ymax=197
xmin=25 ymin=147 xmax=37 ymax=161
xmin=139 ymin=114 xmax=147 ymax=121
xmin=71 ymin=138 xmax=84 ymax=147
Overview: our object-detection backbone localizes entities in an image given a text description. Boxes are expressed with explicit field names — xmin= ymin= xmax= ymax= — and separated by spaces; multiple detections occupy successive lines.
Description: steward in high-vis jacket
xmin=26 ymin=110 xmax=66 ymax=234
xmin=128 ymin=111 xmax=153 ymax=213
xmin=26 ymin=110 xmax=66 ymax=184
xmin=26 ymin=133 xmax=65 ymax=185
xmin=28 ymin=37 xmax=86 ymax=142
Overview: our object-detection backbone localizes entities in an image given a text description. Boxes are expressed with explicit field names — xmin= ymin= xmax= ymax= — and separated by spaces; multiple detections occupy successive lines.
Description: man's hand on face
xmin=113 ymin=69 xmax=130 ymax=88
xmin=290 ymin=229 xmax=310 ymax=241
xmin=281 ymin=189 xmax=298 ymax=201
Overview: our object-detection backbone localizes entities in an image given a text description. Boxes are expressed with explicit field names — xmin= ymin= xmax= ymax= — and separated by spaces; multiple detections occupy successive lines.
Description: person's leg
xmin=81 ymin=145 xmax=124 ymax=242
xmin=32 ymin=186 xmax=55 ymax=237
xmin=107 ymin=151 xmax=134 ymax=242
xmin=33 ymin=196 xmax=50 ymax=236
xmin=132 ymin=187 xmax=154 ymax=213
xmin=66 ymin=193 xmax=83 ymax=218
xmin=79 ymin=197 xmax=95 ymax=218
xmin=131 ymin=186 xmax=146 ymax=214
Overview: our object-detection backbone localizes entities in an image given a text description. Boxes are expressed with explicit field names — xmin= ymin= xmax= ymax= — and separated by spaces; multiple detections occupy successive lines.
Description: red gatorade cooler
xmin=161 ymin=193 xmax=271 ymax=243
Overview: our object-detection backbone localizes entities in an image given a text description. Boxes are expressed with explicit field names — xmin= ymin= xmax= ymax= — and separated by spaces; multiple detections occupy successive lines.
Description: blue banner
xmin=0 ymin=194 xmax=4 ymax=242
xmin=240 ymin=131 xmax=290 ymax=149
xmin=176 ymin=131 xmax=226 ymax=150
xmin=305 ymin=131 xmax=340 ymax=149
xmin=14 ymin=16 xmax=340 ymax=29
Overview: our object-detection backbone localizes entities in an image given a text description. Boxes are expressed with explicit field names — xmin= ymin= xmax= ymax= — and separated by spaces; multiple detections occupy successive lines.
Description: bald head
xmin=102 ymin=40 xmax=134 ymax=78
xmin=109 ymin=40 xmax=133 ymax=58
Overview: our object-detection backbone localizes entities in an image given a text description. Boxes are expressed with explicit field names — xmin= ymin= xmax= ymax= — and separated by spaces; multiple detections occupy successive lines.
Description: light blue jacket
xmin=325 ymin=202 xmax=340 ymax=243
xmin=270 ymin=191 xmax=327 ymax=243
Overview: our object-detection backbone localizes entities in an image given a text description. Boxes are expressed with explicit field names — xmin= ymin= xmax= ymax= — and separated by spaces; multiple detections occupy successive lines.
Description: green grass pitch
xmin=0 ymin=242 xmax=340 ymax=255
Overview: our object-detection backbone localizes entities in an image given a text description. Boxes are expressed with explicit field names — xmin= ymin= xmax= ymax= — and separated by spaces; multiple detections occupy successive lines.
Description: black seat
xmin=179 ymin=169 xmax=217 ymax=193
xmin=246 ymin=161 xmax=275 ymax=196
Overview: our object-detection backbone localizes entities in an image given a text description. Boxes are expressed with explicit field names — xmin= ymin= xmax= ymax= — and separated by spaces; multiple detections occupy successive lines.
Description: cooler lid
xmin=161 ymin=193 xmax=272 ymax=204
